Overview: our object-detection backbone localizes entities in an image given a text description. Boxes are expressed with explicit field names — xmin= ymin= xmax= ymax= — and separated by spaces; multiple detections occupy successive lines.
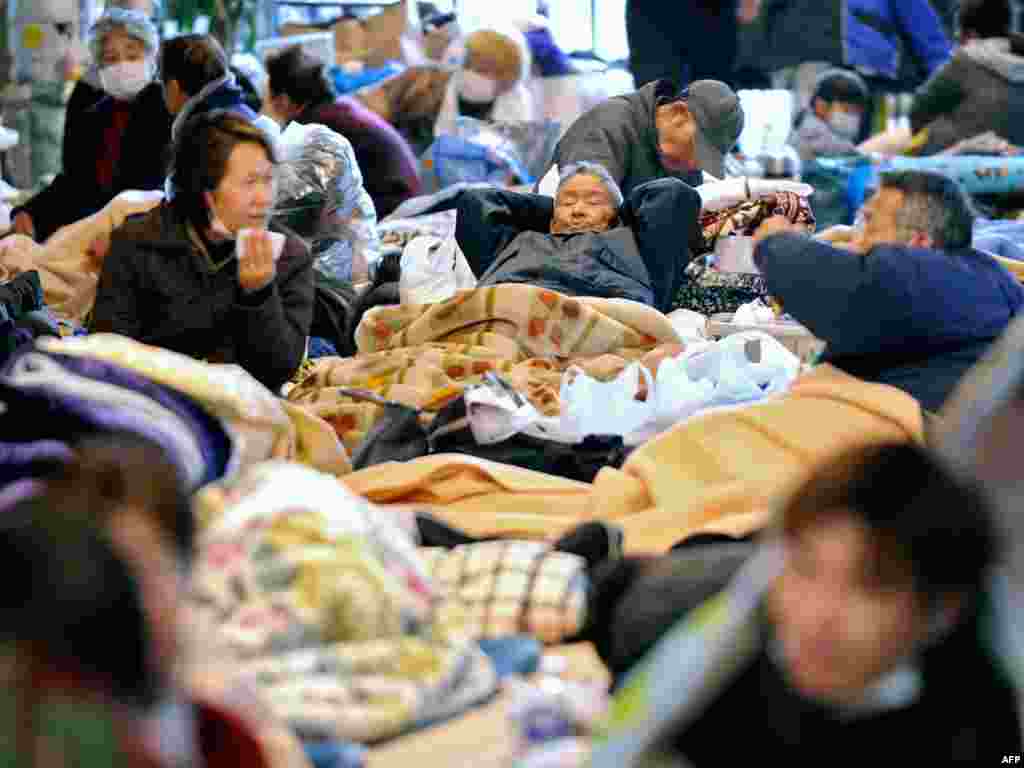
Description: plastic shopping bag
xmin=559 ymin=363 xmax=655 ymax=440
xmin=398 ymin=235 xmax=477 ymax=304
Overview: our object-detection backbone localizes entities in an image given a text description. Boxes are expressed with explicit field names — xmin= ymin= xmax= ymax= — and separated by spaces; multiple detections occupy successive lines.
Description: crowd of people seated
xmin=1 ymin=0 xmax=1023 ymax=765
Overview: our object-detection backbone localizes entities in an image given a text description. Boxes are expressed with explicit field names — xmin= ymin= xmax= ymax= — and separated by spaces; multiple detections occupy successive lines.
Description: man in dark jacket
xmin=910 ymin=0 xmax=1024 ymax=153
xmin=539 ymin=79 xmax=745 ymax=199
xmin=456 ymin=163 xmax=701 ymax=312
xmin=626 ymin=0 xmax=746 ymax=89
xmin=751 ymin=169 xmax=1024 ymax=411
xmin=159 ymin=34 xmax=264 ymax=142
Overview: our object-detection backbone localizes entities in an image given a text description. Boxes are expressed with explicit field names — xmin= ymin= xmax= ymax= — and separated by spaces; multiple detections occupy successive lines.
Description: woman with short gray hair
xmin=11 ymin=8 xmax=170 ymax=242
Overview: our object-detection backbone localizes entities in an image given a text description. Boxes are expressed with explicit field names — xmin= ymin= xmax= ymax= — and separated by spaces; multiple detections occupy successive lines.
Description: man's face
xmin=551 ymin=173 xmax=619 ymax=234
xmin=854 ymin=187 xmax=911 ymax=252
xmin=654 ymin=102 xmax=698 ymax=173
xmin=767 ymin=513 xmax=929 ymax=706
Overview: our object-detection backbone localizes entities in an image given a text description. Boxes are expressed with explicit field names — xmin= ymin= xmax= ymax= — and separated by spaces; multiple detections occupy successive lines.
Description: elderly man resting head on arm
xmin=454 ymin=164 xmax=702 ymax=312
xmin=748 ymin=170 xmax=1024 ymax=411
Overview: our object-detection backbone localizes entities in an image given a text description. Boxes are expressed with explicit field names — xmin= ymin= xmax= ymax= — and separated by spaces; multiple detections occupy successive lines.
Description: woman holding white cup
xmin=91 ymin=110 xmax=314 ymax=391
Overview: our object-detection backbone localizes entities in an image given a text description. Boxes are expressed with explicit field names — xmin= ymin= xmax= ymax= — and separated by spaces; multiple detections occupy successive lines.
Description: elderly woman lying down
xmin=0 ymin=190 xmax=164 ymax=324
xmin=454 ymin=163 xmax=702 ymax=312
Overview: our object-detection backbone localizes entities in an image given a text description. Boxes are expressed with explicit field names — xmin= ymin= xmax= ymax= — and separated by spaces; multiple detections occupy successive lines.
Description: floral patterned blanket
xmin=189 ymin=461 xmax=496 ymax=745
xmin=675 ymin=191 xmax=816 ymax=316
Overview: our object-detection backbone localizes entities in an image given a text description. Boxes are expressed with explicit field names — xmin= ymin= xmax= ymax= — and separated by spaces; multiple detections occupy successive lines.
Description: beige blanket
xmin=344 ymin=365 xmax=924 ymax=552
xmin=288 ymin=285 xmax=681 ymax=454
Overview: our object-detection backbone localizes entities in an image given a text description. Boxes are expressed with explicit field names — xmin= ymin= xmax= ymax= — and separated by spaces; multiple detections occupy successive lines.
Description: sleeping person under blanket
xmin=454 ymin=162 xmax=702 ymax=312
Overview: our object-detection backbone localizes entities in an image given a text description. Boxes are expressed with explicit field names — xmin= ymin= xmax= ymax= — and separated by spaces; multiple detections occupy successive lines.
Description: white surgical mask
xmin=828 ymin=111 xmax=861 ymax=141
xmin=100 ymin=59 xmax=153 ymax=101
xmin=458 ymin=69 xmax=499 ymax=103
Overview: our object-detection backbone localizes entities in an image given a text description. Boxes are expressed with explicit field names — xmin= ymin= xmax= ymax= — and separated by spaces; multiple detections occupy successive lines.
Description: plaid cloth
xmin=420 ymin=541 xmax=588 ymax=645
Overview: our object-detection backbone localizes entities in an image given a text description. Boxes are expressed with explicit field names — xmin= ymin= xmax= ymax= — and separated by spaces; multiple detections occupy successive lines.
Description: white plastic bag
xmin=649 ymin=355 xmax=717 ymax=426
xmin=399 ymin=235 xmax=477 ymax=304
xmin=559 ymin=363 xmax=655 ymax=439
xmin=666 ymin=308 xmax=708 ymax=341
xmin=732 ymin=299 xmax=776 ymax=325
xmin=685 ymin=331 xmax=800 ymax=397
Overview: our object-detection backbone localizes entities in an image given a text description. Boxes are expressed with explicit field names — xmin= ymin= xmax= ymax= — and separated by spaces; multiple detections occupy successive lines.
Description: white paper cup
xmin=238 ymin=228 xmax=286 ymax=263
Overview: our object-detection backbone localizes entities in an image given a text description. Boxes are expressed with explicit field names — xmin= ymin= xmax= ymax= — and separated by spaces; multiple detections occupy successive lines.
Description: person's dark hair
xmin=878 ymin=169 xmax=977 ymax=249
xmin=781 ymin=442 xmax=997 ymax=606
xmin=266 ymin=44 xmax=336 ymax=109
xmin=169 ymin=109 xmax=278 ymax=231
xmin=960 ymin=0 xmax=1012 ymax=39
xmin=159 ymin=33 xmax=229 ymax=97
xmin=231 ymin=64 xmax=263 ymax=113
xmin=45 ymin=432 xmax=194 ymax=563
xmin=812 ymin=68 xmax=870 ymax=108
xmin=0 ymin=498 xmax=159 ymax=711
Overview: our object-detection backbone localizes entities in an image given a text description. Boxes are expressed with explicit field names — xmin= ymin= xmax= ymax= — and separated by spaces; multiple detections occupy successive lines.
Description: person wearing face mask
xmin=90 ymin=111 xmax=314 ymax=392
xmin=434 ymin=27 xmax=537 ymax=138
xmin=265 ymin=44 xmax=421 ymax=218
xmin=61 ymin=0 xmax=164 ymax=136
xmin=588 ymin=441 xmax=1021 ymax=766
xmin=453 ymin=161 xmax=702 ymax=311
xmin=11 ymin=8 xmax=170 ymax=243
xmin=790 ymin=68 xmax=872 ymax=164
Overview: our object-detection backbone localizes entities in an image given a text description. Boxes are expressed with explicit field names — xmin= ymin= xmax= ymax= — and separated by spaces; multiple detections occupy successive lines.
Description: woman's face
xmin=767 ymin=513 xmax=929 ymax=706
xmin=205 ymin=142 xmax=276 ymax=236
xmin=551 ymin=173 xmax=619 ymax=234
xmin=100 ymin=27 xmax=147 ymax=69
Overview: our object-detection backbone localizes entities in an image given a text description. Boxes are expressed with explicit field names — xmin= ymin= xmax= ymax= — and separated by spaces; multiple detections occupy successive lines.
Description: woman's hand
xmin=237 ymin=229 xmax=278 ymax=293
xmin=12 ymin=212 xmax=34 ymax=239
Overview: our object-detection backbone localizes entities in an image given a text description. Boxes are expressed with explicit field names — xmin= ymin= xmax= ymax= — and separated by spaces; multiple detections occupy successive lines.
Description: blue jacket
xmin=754 ymin=234 xmax=1024 ymax=411
xmin=846 ymin=0 xmax=952 ymax=81
xmin=739 ymin=0 xmax=952 ymax=85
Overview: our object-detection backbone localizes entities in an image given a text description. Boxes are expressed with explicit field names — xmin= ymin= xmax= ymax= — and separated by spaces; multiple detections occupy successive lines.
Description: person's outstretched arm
xmin=622 ymin=178 xmax=702 ymax=312
xmin=454 ymin=188 xmax=554 ymax=276
xmin=754 ymin=228 xmax=889 ymax=357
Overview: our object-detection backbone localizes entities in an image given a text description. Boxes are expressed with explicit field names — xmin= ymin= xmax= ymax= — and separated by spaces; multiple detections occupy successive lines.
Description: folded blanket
xmin=289 ymin=285 xmax=680 ymax=453
xmin=419 ymin=541 xmax=587 ymax=644
xmin=343 ymin=365 xmax=924 ymax=552
xmin=190 ymin=461 xmax=497 ymax=745
xmin=37 ymin=334 xmax=351 ymax=477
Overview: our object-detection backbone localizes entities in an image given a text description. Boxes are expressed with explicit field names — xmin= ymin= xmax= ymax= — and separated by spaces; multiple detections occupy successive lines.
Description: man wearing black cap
xmin=538 ymin=79 xmax=745 ymax=199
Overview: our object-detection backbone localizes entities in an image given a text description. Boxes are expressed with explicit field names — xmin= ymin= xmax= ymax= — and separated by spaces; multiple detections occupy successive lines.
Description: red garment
xmin=22 ymin=658 xmax=270 ymax=768
xmin=304 ymin=97 xmax=422 ymax=218
xmin=96 ymin=100 xmax=133 ymax=189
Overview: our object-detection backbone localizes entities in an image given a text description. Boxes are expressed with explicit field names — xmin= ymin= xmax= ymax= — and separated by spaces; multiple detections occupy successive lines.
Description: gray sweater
xmin=911 ymin=37 xmax=1024 ymax=153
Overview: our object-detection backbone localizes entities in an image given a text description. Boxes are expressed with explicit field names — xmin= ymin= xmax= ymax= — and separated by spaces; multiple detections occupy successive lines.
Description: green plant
xmin=168 ymin=0 xmax=258 ymax=55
